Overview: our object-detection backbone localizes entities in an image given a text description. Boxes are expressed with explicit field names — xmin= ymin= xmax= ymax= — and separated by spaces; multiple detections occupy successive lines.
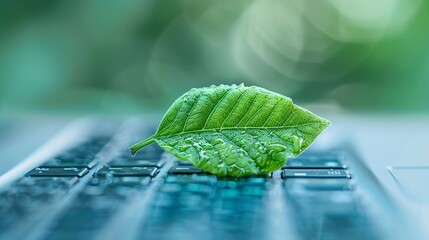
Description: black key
xmin=281 ymin=169 xmax=351 ymax=178
xmin=41 ymin=157 xmax=98 ymax=169
xmin=27 ymin=167 xmax=89 ymax=177
xmin=168 ymin=166 xmax=204 ymax=174
xmin=94 ymin=167 xmax=159 ymax=177
xmin=108 ymin=158 xmax=164 ymax=168
xmin=282 ymin=157 xmax=347 ymax=169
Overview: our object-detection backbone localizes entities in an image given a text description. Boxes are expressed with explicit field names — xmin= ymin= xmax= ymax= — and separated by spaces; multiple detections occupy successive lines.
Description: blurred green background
xmin=0 ymin=0 xmax=428 ymax=115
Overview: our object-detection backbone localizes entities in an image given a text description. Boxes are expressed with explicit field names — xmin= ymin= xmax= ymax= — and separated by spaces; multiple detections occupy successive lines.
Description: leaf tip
xmin=322 ymin=118 xmax=331 ymax=127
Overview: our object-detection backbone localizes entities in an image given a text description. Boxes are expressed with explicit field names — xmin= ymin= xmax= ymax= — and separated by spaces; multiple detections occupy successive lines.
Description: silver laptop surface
xmin=1 ymin=113 xmax=428 ymax=240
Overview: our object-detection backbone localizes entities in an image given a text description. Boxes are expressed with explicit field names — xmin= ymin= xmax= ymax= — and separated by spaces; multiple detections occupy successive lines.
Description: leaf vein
xmin=181 ymin=94 xmax=203 ymax=133
xmin=244 ymin=93 xmax=268 ymax=127
xmin=220 ymin=90 xmax=245 ymax=128
xmin=262 ymin=98 xmax=280 ymax=127
xmin=202 ymin=89 xmax=231 ymax=130
xmin=281 ymin=108 xmax=295 ymax=126
xmin=157 ymin=99 xmax=185 ymax=135
xmin=236 ymin=93 xmax=258 ymax=127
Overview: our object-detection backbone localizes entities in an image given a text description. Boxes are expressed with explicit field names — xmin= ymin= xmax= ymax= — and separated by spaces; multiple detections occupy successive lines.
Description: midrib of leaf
xmin=158 ymin=122 xmax=325 ymax=139
xmin=131 ymin=121 xmax=324 ymax=154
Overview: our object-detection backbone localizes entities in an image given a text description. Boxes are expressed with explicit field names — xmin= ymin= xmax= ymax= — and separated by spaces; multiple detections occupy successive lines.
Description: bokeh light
xmin=0 ymin=0 xmax=428 ymax=115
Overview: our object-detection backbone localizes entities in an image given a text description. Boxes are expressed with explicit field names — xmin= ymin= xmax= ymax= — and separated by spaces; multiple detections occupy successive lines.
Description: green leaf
xmin=130 ymin=84 xmax=330 ymax=177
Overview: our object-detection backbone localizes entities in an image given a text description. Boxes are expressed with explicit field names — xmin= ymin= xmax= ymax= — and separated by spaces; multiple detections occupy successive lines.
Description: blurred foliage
xmin=0 ymin=0 xmax=428 ymax=115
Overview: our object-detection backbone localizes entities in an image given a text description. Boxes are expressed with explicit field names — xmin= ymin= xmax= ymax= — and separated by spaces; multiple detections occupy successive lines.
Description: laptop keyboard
xmin=0 ymin=130 xmax=384 ymax=240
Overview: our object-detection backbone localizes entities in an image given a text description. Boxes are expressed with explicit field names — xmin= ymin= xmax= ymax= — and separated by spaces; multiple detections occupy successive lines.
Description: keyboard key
xmin=159 ymin=183 xmax=183 ymax=193
xmin=284 ymin=179 xmax=355 ymax=191
xmin=27 ymin=167 xmax=89 ymax=177
xmin=107 ymin=158 xmax=164 ymax=168
xmin=217 ymin=188 xmax=241 ymax=199
xmin=281 ymin=169 xmax=351 ymax=178
xmin=89 ymin=176 xmax=151 ymax=187
xmin=165 ymin=175 xmax=217 ymax=184
xmin=14 ymin=177 xmax=79 ymax=189
xmin=168 ymin=166 xmax=204 ymax=174
xmin=94 ymin=167 xmax=159 ymax=177
xmin=282 ymin=157 xmax=347 ymax=169
xmin=217 ymin=177 xmax=267 ymax=187
xmin=184 ymin=183 xmax=213 ymax=195
xmin=175 ymin=161 xmax=194 ymax=166
xmin=241 ymin=186 xmax=266 ymax=196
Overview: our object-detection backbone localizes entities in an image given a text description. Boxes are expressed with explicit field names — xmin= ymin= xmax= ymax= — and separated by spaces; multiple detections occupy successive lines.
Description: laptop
xmin=0 ymin=113 xmax=428 ymax=240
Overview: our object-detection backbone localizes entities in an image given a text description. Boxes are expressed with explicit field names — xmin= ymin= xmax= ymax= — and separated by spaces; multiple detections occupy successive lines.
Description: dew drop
xmin=163 ymin=145 xmax=174 ymax=152
xmin=199 ymin=150 xmax=209 ymax=160
xmin=254 ymin=142 xmax=266 ymax=152
xmin=269 ymin=144 xmax=286 ymax=152
xmin=291 ymin=136 xmax=303 ymax=153
xmin=214 ymin=138 xmax=225 ymax=145
xmin=179 ymin=144 xmax=192 ymax=151
xmin=176 ymin=151 xmax=189 ymax=159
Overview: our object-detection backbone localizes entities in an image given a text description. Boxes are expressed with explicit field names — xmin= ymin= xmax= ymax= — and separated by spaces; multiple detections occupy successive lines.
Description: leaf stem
xmin=129 ymin=135 xmax=156 ymax=155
